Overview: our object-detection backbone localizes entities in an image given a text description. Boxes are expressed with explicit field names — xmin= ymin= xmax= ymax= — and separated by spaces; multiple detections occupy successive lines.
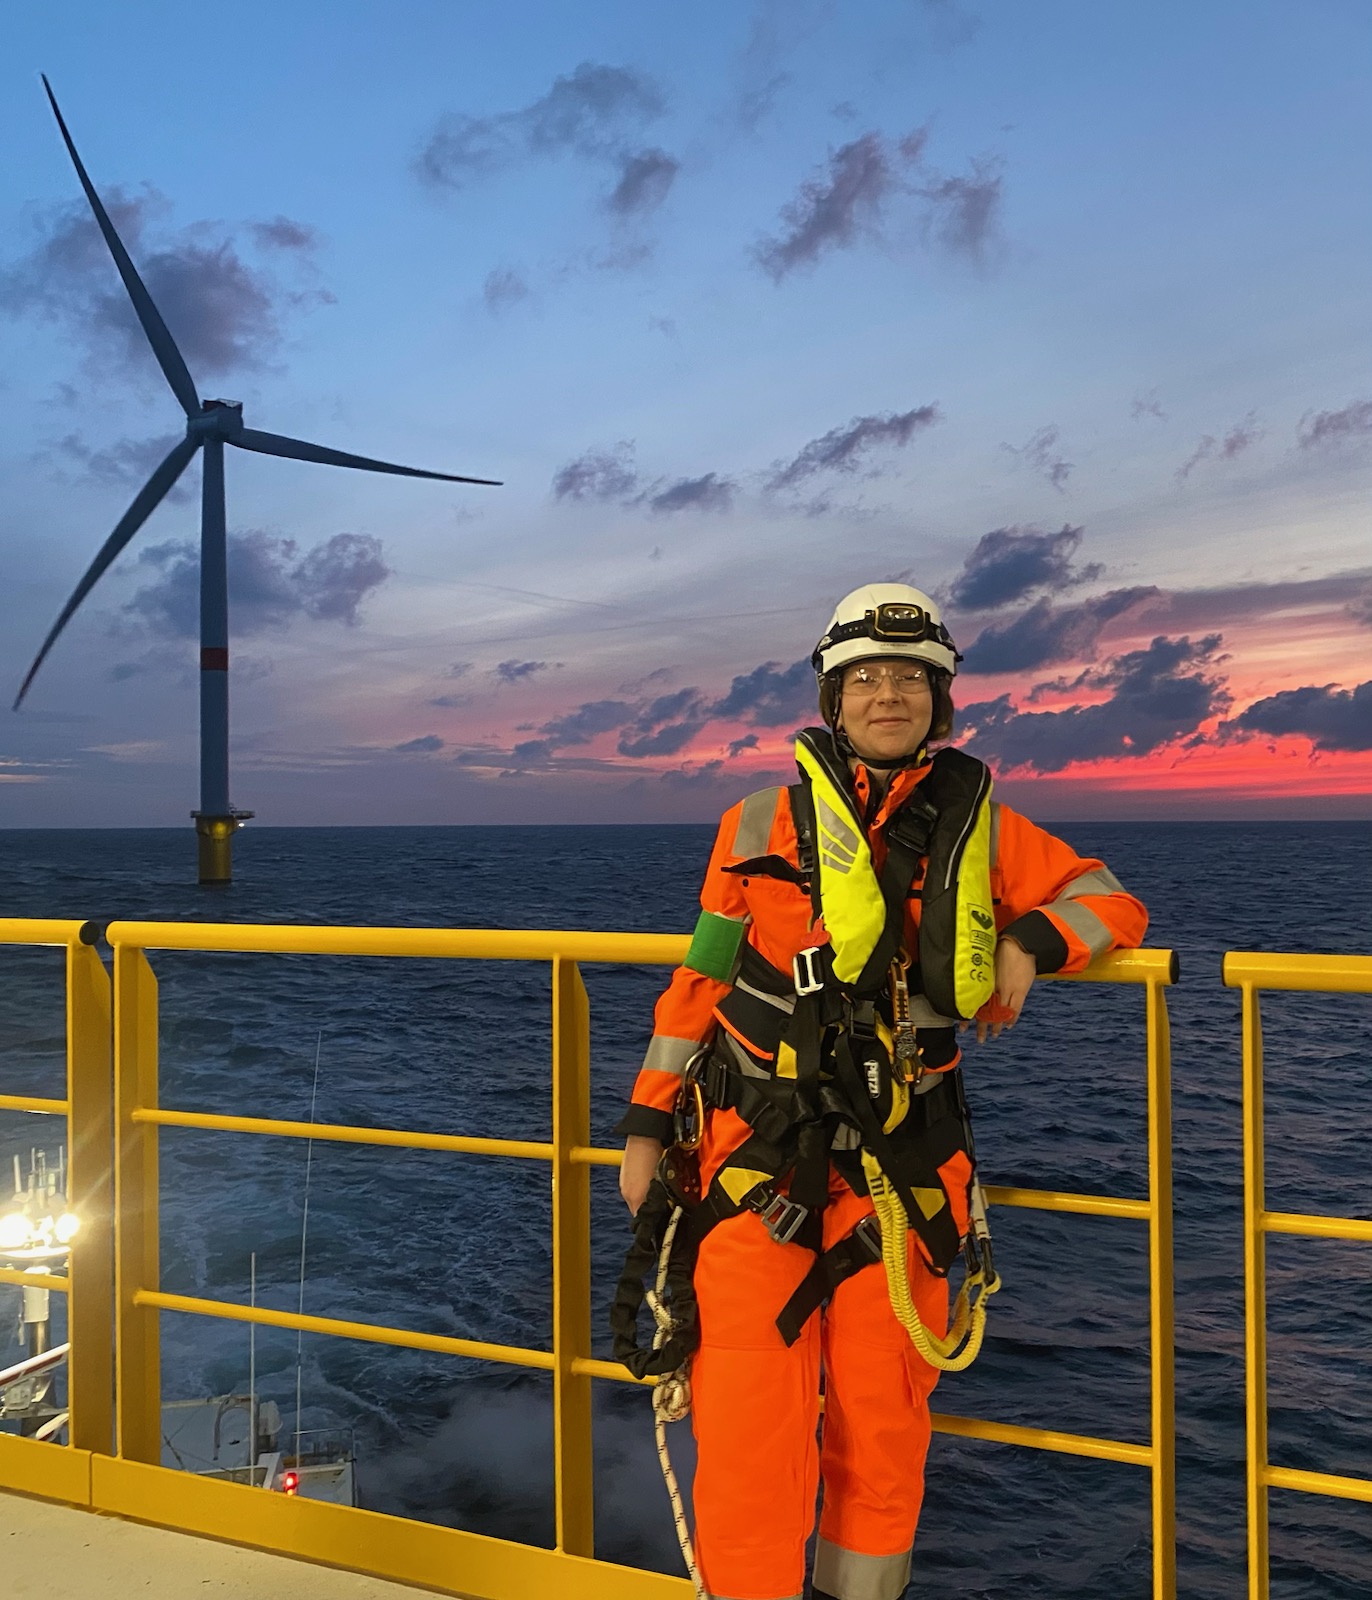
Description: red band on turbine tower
xmin=200 ymin=647 xmax=228 ymax=671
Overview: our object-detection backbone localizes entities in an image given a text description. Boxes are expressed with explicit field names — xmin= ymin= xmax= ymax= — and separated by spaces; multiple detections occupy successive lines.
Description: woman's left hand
xmin=966 ymin=936 xmax=1036 ymax=1043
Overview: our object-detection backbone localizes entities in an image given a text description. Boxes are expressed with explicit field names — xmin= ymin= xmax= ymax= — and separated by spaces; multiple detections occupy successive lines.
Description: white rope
xmin=649 ymin=1205 xmax=709 ymax=1600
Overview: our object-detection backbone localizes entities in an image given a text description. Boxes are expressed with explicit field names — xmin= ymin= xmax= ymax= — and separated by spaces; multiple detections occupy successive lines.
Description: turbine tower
xmin=14 ymin=78 xmax=499 ymax=884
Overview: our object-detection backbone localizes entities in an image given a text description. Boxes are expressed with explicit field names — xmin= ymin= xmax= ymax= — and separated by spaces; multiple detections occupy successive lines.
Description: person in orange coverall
xmin=618 ymin=582 xmax=1147 ymax=1600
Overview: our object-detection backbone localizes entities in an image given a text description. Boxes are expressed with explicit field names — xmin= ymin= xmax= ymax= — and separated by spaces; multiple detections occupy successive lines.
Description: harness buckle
xmin=854 ymin=1213 xmax=884 ymax=1263
xmin=793 ymin=946 xmax=825 ymax=997
xmin=756 ymin=1191 xmax=810 ymax=1246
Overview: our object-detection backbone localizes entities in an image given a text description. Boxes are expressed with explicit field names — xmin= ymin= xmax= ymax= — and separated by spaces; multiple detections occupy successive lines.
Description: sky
xmin=1 ymin=0 xmax=1370 ymax=827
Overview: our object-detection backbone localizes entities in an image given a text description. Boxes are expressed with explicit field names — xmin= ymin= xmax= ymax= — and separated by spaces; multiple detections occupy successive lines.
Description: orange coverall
xmin=619 ymin=758 xmax=1148 ymax=1600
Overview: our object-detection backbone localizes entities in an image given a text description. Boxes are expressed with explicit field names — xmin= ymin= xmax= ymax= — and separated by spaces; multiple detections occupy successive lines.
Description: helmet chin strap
xmin=833 ymin=721 xmax=929 ymax=771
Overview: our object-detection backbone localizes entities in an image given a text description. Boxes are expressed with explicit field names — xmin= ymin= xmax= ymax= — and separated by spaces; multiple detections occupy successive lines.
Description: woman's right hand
xmin=620 ymin=1134 xmax=664 ymax=1215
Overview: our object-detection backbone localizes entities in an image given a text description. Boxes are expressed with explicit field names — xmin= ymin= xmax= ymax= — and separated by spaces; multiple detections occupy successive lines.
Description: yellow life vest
xmin=794 ymin=728 xmax=997 ymax=1020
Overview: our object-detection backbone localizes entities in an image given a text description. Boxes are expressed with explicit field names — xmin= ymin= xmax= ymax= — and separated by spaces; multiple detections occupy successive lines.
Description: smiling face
xmin=836 ymin=656 xmax=935 ymax=764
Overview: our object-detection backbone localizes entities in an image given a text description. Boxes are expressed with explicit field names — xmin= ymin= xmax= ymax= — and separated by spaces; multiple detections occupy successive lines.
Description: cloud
xmin=540 ymin=699 xmax=635 ymax=745
xmin=959 ymin=635 xmax=1231 ymax=772
xmin=1002 ymin=425 xmax=1072 ymax=492
xmin=1297 ymin=399 xmax=1372 ymax=450
xmin=914 ymin=156 xmax=1003 ymax=260
xmin=1 ymin=186 xmax=331 ymax=381
xmin=1131 ymin=391 xmax=1167 ymax=422
xmin=124 ymin=531 xmax=389 ymax=637
xmin=730 ymin=0 xmax=828 ymax=131
xmin=1222 ymin=680 xmax=1372 ymax=752
xmin=949 ymin=523 xmax=1101 ymax=611
xmin=661 ymin=759 xmax=726 ymax=789
xmin=417 ymin=63 xmax=666 ymax=191
xmin=647 ymin=473 xmax=735 ymax=514
xmin=756 ymin=132 xmax=910 ymax=281
xmin=713 ymin=659 xmax=813 ymax=726
xmin=551 ymin=445 xmax=732 ymax=513
xmin=552 ymin=443 xmax=639 ymax=502
xmin=608 ymin=149 xmax=679 ymax=215
xmin=250 ymin=217 xmax=321 ymax=252
xmin=479 ymin=656 xmax=816 ymax=772
xmin=51 ymin=430 xmax=193 ymax=499
xmin=1176 ymin=413 xmax=1262 ymax=481
xmin=483 ymin=267 xmax=529 ymax=312
xmin=961 ymin=587 xmax=1158 ymax=675
xmin=766 ymin=406 xmax=941 ymax=491
xmin=394 ymin=735 xmax=444 ymax=753
xmin=493 ymin=659 xmax=552 ymax=683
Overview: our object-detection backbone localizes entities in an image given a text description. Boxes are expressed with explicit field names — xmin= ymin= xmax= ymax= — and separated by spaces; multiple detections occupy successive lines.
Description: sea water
xmin=0 ymin=822 xmax=1369 ymax=1599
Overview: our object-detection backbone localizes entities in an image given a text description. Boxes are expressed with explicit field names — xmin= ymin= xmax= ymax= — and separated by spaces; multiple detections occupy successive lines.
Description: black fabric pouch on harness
xmin=609 ymin=1164 xmax=702 ymax=1381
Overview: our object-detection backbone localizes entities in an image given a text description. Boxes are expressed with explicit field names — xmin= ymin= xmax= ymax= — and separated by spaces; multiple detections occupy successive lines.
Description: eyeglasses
xmin=840 ymin=662 xmax=932 ymax=697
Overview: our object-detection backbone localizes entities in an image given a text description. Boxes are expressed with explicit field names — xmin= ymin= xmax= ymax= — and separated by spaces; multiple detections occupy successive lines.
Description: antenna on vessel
xmin=294 ymin=1031 xmax=324 ymax=1474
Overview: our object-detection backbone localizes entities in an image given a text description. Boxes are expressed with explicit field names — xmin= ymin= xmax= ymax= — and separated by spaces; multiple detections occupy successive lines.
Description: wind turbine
xmin=14 ymin=77 xmax=500 ymax=884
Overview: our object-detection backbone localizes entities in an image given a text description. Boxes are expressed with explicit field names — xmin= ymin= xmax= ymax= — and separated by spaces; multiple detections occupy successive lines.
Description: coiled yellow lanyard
xmin=861 ymin=1151 xmax=1000 ymax=1373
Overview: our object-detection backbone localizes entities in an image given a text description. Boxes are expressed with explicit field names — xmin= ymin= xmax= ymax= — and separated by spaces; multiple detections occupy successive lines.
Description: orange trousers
xmin=691 ymin=1112 xmax=950 ymax=1600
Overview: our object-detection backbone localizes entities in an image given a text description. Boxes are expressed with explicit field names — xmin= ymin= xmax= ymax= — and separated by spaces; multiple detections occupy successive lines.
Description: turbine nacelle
xmin=188 ymin=400 xmax=245 ymax=443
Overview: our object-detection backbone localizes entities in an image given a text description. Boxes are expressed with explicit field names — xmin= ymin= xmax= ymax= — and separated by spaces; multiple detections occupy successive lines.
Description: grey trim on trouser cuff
xmin=731 ymin=785 xmax=782 ymax=858
xmin=812 ymin=1536 xmax=912 ymax=1600
xmin=1048 ymin=895 xmax=1113 ymax=958
xmin=641 ymin=1033 xmax=705 ymax=1076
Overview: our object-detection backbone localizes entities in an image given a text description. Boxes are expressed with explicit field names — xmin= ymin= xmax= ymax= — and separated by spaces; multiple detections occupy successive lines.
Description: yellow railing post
xmin=1240 ymin=979 xmax=1269 ymax=1600
xmin=114 ymin=945 xmax=162 ymax=1464
xmin=551 ymin=955 xmax=595 ymax=1557
xmin=65 ymin=931 xmax=114 ymax=1455
xmin=1145 ymin=971 xmax=1177 ymax=1600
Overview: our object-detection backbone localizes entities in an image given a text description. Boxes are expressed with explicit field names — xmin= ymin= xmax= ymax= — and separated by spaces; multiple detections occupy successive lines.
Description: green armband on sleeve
xmin=684 ymin=910 xmax=746 ymax=981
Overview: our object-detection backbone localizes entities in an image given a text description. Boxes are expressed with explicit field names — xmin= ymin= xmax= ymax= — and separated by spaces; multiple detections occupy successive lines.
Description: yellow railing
xmin=1 ymin=918 xmax=1177 ymax=1599
xmin=1222 ymin=952 xmax=1372 ymax=1600
xmin=0 ymin=919 xmax=112 ymax=1503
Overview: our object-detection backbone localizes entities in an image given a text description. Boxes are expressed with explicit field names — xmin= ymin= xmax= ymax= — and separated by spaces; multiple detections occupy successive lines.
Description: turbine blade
xmin=13 ymin=436 xmax=200 ymax=709
xmin=231 ymin=427 xmax=501 ymax=485
xmin=41 ymin=76 xmax=201 ymax=419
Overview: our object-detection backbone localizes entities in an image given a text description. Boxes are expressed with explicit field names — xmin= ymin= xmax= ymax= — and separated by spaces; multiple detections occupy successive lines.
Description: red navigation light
xmin=281 ymin=1471 xmax=299 ymax=1496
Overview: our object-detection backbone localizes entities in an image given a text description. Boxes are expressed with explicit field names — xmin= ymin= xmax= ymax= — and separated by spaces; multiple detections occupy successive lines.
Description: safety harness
xmin=612 ymin=729 xmax=1002 ymax=1385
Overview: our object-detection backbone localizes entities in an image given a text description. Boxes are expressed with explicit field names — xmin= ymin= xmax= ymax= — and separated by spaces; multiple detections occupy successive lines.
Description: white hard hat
xmin=811 ymin=583 xmax=960 ymax=681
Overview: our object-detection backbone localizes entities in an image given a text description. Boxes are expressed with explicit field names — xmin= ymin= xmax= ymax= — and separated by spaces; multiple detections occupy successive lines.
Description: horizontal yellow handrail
xmin=0 ymin=1267 xmax=69 ymax=1292
xmin=132 ymin=1107 xmax=555 ymax=1161
xmin=0 ymin=918 xmax=99 ymax=948
xmin=106 ymin=919 xmax=1175 ymax=983
xmin=983 ymin=1184 xmax=1150 ymax=1220
xmin=1223 ymin=952 xmax=1372 ymax=993
xmin=1262 ymin=1210 xmax=1372 ymax=1242
xmin=930 ymin=1410 xmax=1152 ymax=1468
xmin=1264 ymin=1465 xmax=1372 ymax=1504
xmin=107 ymin=921 xmax=692 ymax=964
xmin=135 ymin=1290 xmax=554 ymax=1372
xmin=0 ymin=1093 xmax=68 ymax=1116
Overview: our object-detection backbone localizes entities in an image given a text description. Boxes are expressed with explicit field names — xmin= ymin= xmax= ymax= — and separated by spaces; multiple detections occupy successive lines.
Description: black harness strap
xmin=775 ymin=1216 xmax=884 ymax=1347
